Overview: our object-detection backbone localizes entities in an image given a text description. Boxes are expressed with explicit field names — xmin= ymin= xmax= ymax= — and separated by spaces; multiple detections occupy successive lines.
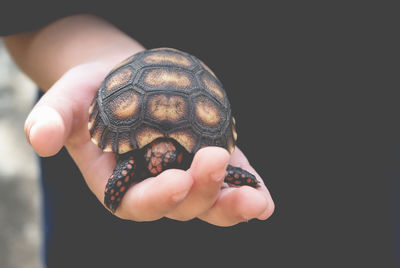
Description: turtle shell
xmin=88 ymin=48 xmax=237 ymax=155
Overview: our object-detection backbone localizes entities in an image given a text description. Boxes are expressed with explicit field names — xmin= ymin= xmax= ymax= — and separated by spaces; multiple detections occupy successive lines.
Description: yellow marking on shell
xmin=168 ymin=130 xmax=197 ymax=153
xmin=110 ymin=55 xmax=135 ymax=72
xmin=110 ymin=91 xmax=140 ymax=120
xmin=88 ymin=100 xmax=97 ymax=131
xmin=118 ymin=140 xmax=133 ymax=154
xmin=148 ymin=94 xmax=187 ymax=122
xmin=103 ymin=143 xmax=113 ymax=152
xmin=143 ymin=53 xmax=192 ymax=67
xmin=227 ymin=137 xmax=235 ymax=154
xmin=135 ymin=127 xmax=164 ymax=148
xmin=88 ymin=100 xmax=96 ymax=114
xmin=232 ymin=123 xmax=238 ymax=141
xmin=91 ymin=127 xmax=103 ymax=146
xmin=105 ymin=67 xmax=133 ymax=91
xmin=195 ymin=98 xmax=221 ymax=127
xmin=143 ymin=69 xmax=192 ymax=89
xmin=200 ymin=60 xmax=217 ymax=78
xmin=202 ymin=75 xmax=225 ymax=101
xmin=91 ymin=137 xmax=99 ymax=146
xmin=88 ymin=118 xmax=95 ymax=131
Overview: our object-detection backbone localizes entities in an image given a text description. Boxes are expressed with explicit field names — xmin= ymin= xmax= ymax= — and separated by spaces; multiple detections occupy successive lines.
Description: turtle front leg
xmin=225 ymin=165 xmax=260 ymax=188
xmin=104 ymin=154 xmax=137 ymax=213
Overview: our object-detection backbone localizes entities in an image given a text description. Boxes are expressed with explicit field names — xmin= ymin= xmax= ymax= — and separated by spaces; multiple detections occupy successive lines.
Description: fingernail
xmin=25 ymin=122 xmax=34 ymax=145
xmin=23 ymin=106 xmax=66 ymax=154
xmin=24 ymin=111 xmax=38 ymax=145
xmin=28 ymin=123 xmax=40 ymax=145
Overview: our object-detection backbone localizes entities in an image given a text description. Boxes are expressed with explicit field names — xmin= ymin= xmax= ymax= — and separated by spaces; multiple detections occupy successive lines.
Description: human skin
xmin=4 ymin=14 xmax=274 ymax=226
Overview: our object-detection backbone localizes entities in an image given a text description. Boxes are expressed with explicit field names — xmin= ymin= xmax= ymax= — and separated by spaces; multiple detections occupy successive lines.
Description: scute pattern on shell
xmin=89 ymin=48 xmax=236 ymax=154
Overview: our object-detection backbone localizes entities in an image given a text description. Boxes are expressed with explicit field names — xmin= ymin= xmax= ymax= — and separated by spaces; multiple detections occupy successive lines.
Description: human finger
xmin=166 ymin=147 xmax=230 ymax=221
xmin=24 ymin=62 xmax=108 ymax=156
xmin=199 ymin=147 xmax=275 ymax=226
xmin=198 ymin=186 xmax=272 ymax=226
xmin=229 ymin=147 xmax=275 ymax=218
xmin=115 ymin=169 xmax=194 ymax=221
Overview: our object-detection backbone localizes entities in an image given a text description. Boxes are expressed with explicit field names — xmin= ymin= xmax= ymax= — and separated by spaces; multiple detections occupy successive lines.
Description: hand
xmin=25 ymin=61 xmax=274 ymax=226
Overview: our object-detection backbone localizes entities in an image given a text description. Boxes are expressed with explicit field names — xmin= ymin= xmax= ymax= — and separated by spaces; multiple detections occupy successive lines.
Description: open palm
xmin=25 ymin=61 xmax=274 ymax=226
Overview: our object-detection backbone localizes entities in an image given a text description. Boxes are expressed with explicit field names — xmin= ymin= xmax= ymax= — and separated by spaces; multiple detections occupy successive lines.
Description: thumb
xmin=24 ymin=62 xmax=108 ymax=157
xmin=25 ymin=104 xmax=70 ymax=157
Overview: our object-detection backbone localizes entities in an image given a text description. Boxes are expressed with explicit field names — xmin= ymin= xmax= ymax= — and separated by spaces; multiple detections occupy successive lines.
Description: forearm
xmin=3 ymin=14 xmax=145 ymax=90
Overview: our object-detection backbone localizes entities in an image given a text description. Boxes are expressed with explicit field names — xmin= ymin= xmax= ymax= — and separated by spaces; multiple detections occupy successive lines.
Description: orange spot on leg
xmin=149 ymin=166 xmax=158 ymax=175
xmin=156 ymin=163 xmax=162 ymax=173
xmin=177 ymin=152 xmax=183 ymax=164
xmin=163 ymin=155 xmax=170 ymax=163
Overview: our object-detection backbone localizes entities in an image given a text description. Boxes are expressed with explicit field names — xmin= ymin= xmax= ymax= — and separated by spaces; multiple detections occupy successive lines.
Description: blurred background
xmin=0 ymin=39 xmax=43 ymax=268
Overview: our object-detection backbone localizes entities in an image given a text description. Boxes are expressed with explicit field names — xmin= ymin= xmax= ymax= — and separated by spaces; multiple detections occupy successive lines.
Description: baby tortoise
xmin=88 ymin=48 xmax=260 ymax=213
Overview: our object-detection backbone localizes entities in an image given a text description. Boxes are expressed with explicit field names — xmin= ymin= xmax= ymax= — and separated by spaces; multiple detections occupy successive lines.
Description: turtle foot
xmin=104 ymin=155 xmax=136 ymax=213
xmin=225 ymin=165 xmax=260 ymax=188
